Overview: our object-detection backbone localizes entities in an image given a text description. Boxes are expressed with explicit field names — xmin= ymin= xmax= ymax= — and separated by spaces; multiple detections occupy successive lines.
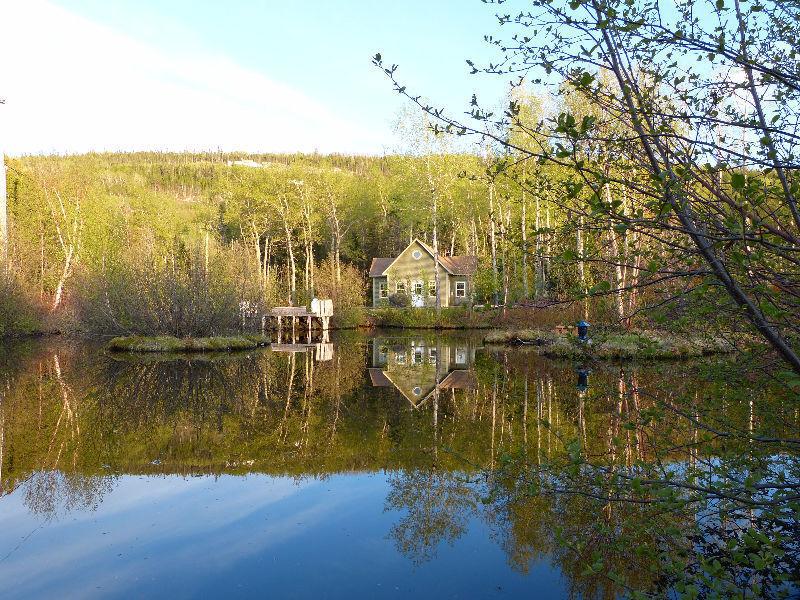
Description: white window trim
xmin=378 ymin=282 xmax=388 ymax=298
xmin=413 ymin=282 xmax=424 ymax=296
xmin=455 ymin=281 xmax=466 ymax=298
xmin=396 ymin=282 xmax=407 ymax=293
xmin=428 ymin=280 xmax=437 ymax=297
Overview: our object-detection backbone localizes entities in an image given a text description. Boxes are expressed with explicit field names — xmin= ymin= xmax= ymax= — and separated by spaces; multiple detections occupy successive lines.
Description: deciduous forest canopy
xmin=0 ymin=137 xmax=663 ymax=337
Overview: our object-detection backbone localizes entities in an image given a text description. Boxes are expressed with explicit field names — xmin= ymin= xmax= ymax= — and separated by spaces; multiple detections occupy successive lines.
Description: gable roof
xmin=438 ymin=255 xmax=478 ymax=276
xmin=369 ymin=258 xmax=393 ymax=278
xmin=368 ymin=239 xmax=478 ymax=278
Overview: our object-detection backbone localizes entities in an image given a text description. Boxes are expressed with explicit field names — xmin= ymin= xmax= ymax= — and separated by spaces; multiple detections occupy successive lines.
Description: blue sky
xmin=2 ymin=0 xmax=510 ymax=155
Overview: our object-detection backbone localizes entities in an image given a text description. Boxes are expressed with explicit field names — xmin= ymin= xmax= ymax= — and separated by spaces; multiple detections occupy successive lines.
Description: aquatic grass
xmin=107 ymin=335 xmax=270 ymax=353
xmin=484 ymin=328 xmax=736 ymax=359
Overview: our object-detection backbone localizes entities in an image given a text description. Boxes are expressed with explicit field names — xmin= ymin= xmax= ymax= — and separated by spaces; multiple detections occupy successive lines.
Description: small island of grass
xmin=107 ymin=335 xmax=270 ymax=353
xmin=483 ymin=329 xmax=737 ymax=359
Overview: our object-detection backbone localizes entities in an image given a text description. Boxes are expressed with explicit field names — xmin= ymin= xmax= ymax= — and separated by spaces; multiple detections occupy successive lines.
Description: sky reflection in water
xmin=0 ymin=331 xmax=764 ymax=598
xmin=0 ymin=473 xmax=563 ymax=599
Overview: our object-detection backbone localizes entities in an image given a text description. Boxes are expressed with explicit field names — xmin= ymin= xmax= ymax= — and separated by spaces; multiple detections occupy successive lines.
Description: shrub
xmin=0 ymin=272 xmax=44 ymax=337
xmin=331 ymin=307 xmax=368 ymax=329
xmin=387 ymin=292 xmax=411 ymax=308
xmin=107 ymin=335 xmax=268 ymax=352
xmin=367 ymin=307 xmax=478 ymax=329
xmin=75 ymin=241 xmax=260 ymax=337
xmin=313 ymin=257 xmax=366 ymax=310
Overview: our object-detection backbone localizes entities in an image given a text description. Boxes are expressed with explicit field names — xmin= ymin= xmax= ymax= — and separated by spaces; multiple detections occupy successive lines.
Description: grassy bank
xmin=484 ymin=329 xmax=737 ymax=359
xmin=335 ymin=305 xmax=594 ymax=330
xmin=107 ymin=335 xmax=270 ymax=353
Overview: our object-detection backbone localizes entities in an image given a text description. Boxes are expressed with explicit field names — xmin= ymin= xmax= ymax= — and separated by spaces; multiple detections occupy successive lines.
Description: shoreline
xmin=107 ymin=335 xmax=271 ymax=353
xmin=483 ymin=329 xmax=738 ymax=359
xmin=5 ymin=325 xmax=745 ymax=362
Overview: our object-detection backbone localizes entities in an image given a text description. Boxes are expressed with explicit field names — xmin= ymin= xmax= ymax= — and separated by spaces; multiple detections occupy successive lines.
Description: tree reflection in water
xmin=24 ymin=471 xmax=114 ymax=519
xmin=385 ymin=468 xmax=479 ymax=565
xmin=0 ymin=334 xmax=796 ymax=596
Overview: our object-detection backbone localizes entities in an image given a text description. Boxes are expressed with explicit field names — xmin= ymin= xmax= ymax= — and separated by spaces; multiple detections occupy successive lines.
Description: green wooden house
xmin=368 ymin=239 xmax=477 ymax=307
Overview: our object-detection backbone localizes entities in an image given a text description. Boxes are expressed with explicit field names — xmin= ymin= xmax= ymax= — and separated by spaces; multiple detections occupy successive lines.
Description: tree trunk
xmin=604 ymin=182 xmax=626 ymax=321
xmin=279 ymin=197 xmax=296 ymax=305
xmin=303 ymin=201 xmax=314 ymax=298
xmin=535 ymin=189 xmax=542 ymax=299
xmin=0 ymin=154 xmax=6 ymax=265
xmin=428 ymin=170 xmax=442 ymax=316
xmin=521 ymin=176 xmax=529 ymax=298
xmin=577 ymin=214 xmax=588 ymax=320
xmin=626 ymin=228 xmax=641 ymax=328
xmin=52 ymin=245 xmax=74 ymax=310
xmin=49 ymin=191 xmax=81 ymax=312
xmin=489 ymin=183 xmax=499 ymax=305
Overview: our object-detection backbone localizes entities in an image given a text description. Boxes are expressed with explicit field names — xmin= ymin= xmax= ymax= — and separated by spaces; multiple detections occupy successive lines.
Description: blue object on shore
xmin=576 ymin=366 xmax=590 ymax=392
xmin=576 ymin=320 xmax=590 ymax=342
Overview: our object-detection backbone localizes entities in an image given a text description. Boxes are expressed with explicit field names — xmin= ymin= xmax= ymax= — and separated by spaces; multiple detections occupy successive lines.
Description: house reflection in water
xmin=368 ymin=337 xmax=478 ymax=407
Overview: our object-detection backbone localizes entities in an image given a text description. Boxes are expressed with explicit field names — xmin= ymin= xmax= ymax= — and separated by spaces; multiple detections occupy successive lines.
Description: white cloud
xmin=0 ymin=0 xmax=387 ymax=156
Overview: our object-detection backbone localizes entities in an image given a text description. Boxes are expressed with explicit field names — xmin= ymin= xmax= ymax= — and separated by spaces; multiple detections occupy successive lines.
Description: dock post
xmin=321 ymin=316 xmax=330 ymax=343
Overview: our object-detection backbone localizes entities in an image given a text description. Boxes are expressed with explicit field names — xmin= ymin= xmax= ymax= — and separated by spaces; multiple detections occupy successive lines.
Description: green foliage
xmin=313 ymin=257 xmax=366 ymax=311
xmin=75 ymin=240 xmax=257 ymax=337
xmin=107 ymin=335 xmax=268 ymax=353
xmin=367 ymin=307 xmax=492 ymax=329
xmin=483 ymin=328 xmax=737 ymax=358
xmin=0 ymin=273 xmax=45 ymax=337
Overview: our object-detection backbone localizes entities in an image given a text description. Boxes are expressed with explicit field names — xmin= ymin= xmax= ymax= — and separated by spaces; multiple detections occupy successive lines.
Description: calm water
xmin=0 ymin=331 xmax=791 ymax=598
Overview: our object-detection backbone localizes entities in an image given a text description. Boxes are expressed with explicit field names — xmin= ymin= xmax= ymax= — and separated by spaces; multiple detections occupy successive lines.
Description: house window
xmin=396 ymin=353 xmax=406 ymax=365
xmin=396 ymin=282 xmax=407 ymax=294
xmin=413 ymin=349 xmax=423 ymax=364
xmin=429 ymin=348 xmax=437 ymax=364
xmin=413 ymin=282 xmax=424 ymax=297
xmin=412 ymin=250 xmax=422 ymax=260
xmin=428 ymin=281 xmax=436 ymax=297
xmin=378 ymin=282 xmax=388 ymax=299
xmin=455 ymin=281 xmax=466 ymax=298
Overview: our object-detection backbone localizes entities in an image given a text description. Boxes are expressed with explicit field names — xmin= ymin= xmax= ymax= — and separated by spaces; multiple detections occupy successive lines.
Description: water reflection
xmin=368 ymin=336 xmax=477 ymax=407
xmin=0 ymin=334 xmax=795 ymax=598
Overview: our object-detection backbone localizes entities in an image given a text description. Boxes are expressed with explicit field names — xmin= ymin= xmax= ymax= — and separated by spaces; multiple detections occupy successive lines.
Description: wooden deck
xmin=267 ymin=298 xmax=333 ymax=339
xmin=270 ymin=307 xmax=316 ymax=317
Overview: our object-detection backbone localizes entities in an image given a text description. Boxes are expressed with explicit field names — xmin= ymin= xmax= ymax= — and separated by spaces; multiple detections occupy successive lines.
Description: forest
xmin=0 ymin=108 xmax=654 ymax=339
xmin=0 ymin=96 xmax=765 ymax=344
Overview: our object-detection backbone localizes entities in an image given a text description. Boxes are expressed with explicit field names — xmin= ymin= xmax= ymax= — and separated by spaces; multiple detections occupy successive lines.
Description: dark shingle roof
xmin=369 ymin=258 xmax=393 ymax=277
xmin=439 ymin=255 xmax=478 ymax=275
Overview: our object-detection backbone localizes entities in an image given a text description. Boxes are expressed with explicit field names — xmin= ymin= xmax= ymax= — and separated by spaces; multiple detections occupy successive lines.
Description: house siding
xmin=372 ymin=276 xmax=388 ymax=306
xmin=384 ymin=241 xmax=449 ymax=307
xmin=370 ymin=240 xmax=474 ymax=308
xmin=449 ymin=276 xmax=470 ymax=306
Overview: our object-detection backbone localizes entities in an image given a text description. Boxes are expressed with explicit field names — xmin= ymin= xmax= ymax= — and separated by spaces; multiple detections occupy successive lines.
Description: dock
xmin=267 ymin=298 xmax=333 ymax=342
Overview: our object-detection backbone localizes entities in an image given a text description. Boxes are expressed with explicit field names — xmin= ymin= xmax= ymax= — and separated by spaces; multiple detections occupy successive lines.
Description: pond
xmin=0 ymin=331 xmax=795 ymax=598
